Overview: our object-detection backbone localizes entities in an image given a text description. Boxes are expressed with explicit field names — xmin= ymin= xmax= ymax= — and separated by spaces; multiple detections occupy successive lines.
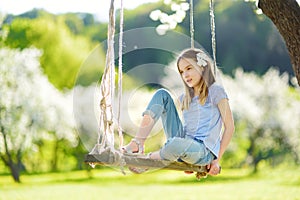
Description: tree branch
xmin=258 ymin=0 xmax=300 ymax=86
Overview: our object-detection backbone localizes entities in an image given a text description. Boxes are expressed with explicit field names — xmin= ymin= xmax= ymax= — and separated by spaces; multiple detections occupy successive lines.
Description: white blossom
xmin=0 ymin=48 xmax=77 ymax=154
xmin=156 ymin=24 xmax=170 ymax=35
xmin=149 ymin=9 xmax=162 ymax=21
xmin=149 ymin=0 xmax=189 ymax=35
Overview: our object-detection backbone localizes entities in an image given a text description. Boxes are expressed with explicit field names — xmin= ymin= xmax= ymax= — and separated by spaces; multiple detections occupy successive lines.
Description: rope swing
xmin=95 ymin=0 xmax=116 ymax=152
xmin=190 ymin=0 xmax=217 ymax=75
xmin=209 ymin=0 xmax=217 ymax=76
xmin=85 ymin=0 xmax=218 ymax=179
xmin=88 ymin=0 xmax=126 ymax=172
xmin=117 ymin=0 xmax=125 ymax=151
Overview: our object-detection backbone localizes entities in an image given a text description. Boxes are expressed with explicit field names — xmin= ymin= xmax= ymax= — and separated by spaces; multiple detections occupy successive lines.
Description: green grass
xmin=1 ymin=166 xmax=299 ymax=200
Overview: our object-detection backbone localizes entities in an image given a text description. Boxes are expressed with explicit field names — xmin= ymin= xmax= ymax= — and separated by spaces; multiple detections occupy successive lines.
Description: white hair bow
xmin=196 ymin=52 xmax=210 ymax=67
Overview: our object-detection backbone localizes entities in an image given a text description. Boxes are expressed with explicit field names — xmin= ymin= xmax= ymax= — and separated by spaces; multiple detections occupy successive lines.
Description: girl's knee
xmin=160 ymin=137 xmax=185 ymax=161
xmin=154 ymin=88 xmax=171 ymax=100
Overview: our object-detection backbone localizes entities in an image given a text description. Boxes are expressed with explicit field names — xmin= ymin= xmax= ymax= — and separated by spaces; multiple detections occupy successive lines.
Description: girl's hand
xmin=207 ymin=160 xmax=221 ymax=176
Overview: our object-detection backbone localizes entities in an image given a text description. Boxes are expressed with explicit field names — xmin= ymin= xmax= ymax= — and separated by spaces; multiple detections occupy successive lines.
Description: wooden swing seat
xmin=84 ymin=148 xmax=208 ymax=178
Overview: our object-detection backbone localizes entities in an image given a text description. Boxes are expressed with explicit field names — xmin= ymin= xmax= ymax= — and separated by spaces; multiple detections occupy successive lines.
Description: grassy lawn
xmin=1 ymin=165 xmax=299 ymax=200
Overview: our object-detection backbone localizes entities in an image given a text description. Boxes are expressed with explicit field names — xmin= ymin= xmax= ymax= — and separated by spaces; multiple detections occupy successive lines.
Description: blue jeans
xmin=143 ymin=89 xmax=214 ymax=166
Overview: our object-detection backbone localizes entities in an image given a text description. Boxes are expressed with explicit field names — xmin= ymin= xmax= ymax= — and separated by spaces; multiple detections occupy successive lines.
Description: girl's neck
xmin=193 ymin=86 xmax=201 ymax=96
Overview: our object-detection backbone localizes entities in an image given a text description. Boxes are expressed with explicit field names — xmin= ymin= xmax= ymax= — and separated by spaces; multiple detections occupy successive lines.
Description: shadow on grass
xmin=43 ymin=168 xmax=257 ymax=186
xmin=163 ymin=174 xmax=254 ymax=184
xmin=3 ymin=165 xmax=299 ymax=188
xmin=17 ymin=165 xmax=299 ymax=188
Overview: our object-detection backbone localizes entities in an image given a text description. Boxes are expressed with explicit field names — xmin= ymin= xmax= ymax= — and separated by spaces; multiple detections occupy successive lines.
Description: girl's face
xmin=178 ymin=58 xmax=203 ymax=90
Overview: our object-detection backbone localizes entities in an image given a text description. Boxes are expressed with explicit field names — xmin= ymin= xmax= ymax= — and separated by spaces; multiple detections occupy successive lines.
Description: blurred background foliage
xmin=2 ymin=0 xmax=292 ymax=89
xmin=0 ymin=0 xmax=298 ymax=183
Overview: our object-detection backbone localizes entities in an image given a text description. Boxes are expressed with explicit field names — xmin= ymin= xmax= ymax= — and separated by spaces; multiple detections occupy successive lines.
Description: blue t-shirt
xmin=182 ymin=83 xmax=228 ymax=157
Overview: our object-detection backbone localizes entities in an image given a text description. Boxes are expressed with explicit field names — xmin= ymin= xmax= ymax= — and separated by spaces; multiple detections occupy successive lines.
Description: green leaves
xmin=4 ymin=16 xmax=94 ymax=89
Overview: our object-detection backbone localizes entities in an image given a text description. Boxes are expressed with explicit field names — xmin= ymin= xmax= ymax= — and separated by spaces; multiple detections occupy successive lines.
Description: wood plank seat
xmin=84 ymin=148 xmax=208 ymax=179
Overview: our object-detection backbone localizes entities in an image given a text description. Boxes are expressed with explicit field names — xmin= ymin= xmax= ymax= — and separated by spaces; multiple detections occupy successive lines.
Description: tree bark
xmin=0 ymin=129 xmax=21 ymax=183
xmin=9 ymin=162 xmax=21 ymax=183
xmin=258 ymin=0 xmax=300 ymax=86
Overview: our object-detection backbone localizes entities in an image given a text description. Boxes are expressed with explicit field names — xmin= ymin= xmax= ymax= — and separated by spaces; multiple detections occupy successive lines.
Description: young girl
xmin=122 ymin=48 xmax=235 ymax=176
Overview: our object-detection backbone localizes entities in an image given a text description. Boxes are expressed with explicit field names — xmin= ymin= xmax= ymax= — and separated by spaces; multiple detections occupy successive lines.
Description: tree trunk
xmin=258 ymin=0 xmax=300 ymax=86
xmin=0 ymin=155 xmax=21 ymax=183
xmin=9 ymin=162 xmax=21 ymax=183
xmin=51 ymin=139 xmax=59 ymax=171
xmin=0 ymin=127 xmax=21 ymax=183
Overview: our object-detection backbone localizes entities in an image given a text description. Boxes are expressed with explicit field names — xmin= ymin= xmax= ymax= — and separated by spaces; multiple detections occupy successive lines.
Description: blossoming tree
xmin=0 ymin=48 xmax=77 ymax=182
xmin=222 ymin=69 xmax=300 ymax=171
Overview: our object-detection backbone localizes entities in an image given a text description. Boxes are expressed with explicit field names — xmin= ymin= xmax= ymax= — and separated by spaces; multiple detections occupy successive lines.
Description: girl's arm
xmin=217 ymin=98 xmax=235 ymax=162
xmin=208 ymin=98 xmax=235 ymax=175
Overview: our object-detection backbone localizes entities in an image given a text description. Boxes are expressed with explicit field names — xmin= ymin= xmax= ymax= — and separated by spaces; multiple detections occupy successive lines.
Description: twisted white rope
xmin=97 ymin=0 xmax=115 ymax=150
xmin=190 ymin=0 xmax=217 ymax=75
xmin=117 ymin=0 xmax=124 ymax=150
xmin=210 ymin=0 xmax=217 ymax=76
xmin=92 ymin=0 xmax=126 ymax=174
xmin=190 ymin=0 xmax=194 ymax=49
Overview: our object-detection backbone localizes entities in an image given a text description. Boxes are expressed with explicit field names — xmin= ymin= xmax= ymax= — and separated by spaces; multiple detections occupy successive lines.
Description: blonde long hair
xmin=176 ymin=48 xmax=216 ymax=110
